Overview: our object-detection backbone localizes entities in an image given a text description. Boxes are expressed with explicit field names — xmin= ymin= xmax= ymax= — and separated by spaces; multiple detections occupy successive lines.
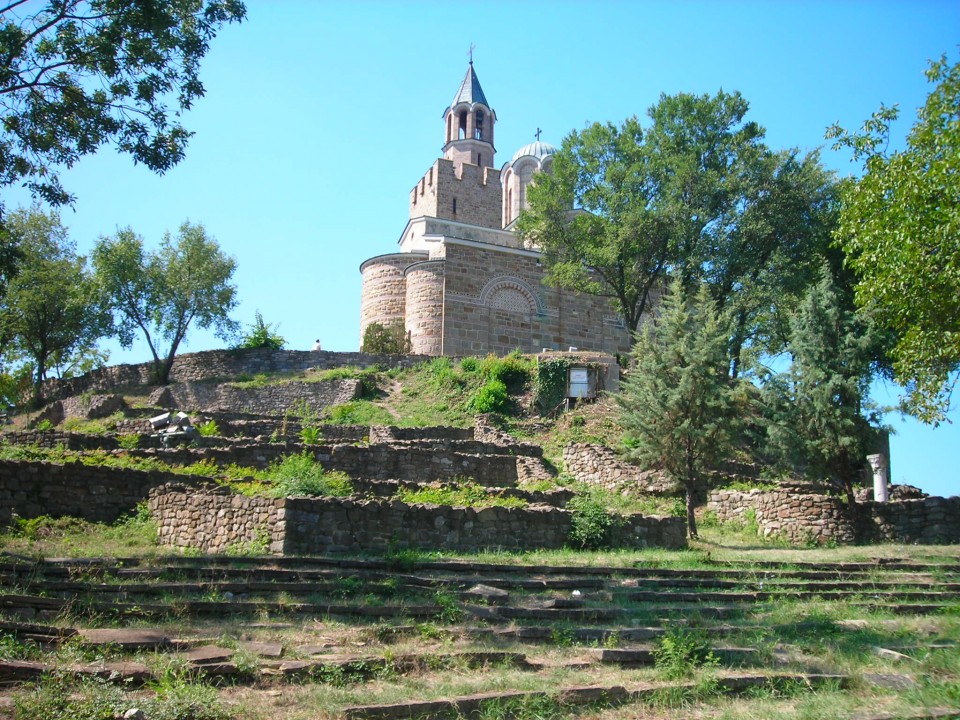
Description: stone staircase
xmin=1 ymin=552 xmax=958 ymax=718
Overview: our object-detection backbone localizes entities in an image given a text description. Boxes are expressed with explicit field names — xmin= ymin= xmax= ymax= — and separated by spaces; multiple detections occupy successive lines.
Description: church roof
xmin=449 ymin=62 xmax=489 ymax=109
xmin=511 ymin=140 xmax=558 ymax=163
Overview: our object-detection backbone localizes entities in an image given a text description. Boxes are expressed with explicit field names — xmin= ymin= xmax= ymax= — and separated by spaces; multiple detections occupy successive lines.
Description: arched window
xmin=475 ymin=110 xmax=484 ymax=140
xmin=458 ymin=111 xmax=467 ymax=140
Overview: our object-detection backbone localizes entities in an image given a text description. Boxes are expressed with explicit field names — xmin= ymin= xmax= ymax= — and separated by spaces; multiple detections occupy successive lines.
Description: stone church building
xmin=359 ymin=62 xmax=633 ymax=357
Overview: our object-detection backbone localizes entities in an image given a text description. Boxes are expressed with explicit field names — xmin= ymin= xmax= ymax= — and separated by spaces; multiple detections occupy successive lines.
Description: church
xmin=359 ymin=62 xmax=633 ymax=357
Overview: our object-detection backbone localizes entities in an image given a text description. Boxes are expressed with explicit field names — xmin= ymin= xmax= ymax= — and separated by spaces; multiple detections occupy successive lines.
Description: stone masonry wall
xmin=0 ymin=460 xmax=196 ymax=526
xmin=149 ymin=485 xmax=687 ymax=554
xmin=412 ymin=159 xmax=502 ymax=229
xmin=358 ymin=252 xmax=427 ymax=344
xmin=564 ymin=443 xmax=681 ymax=496
xmin=153 ymin=379 xmax=361 ymax=415
xmin=122 ymin=442 xmax=520 ymax=484
xmin=440 ymin=242 xmax=633 ymax=357
xmin=708 ymin=490 xmax=960 ymax=545
xmin=708 ymin=490 xmax=857 ymax=544
xmin=39 ymin=349 xmax=430 ymax=402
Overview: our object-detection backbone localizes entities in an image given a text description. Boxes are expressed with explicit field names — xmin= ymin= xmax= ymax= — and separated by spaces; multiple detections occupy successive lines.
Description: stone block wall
xmin=121 ymin=442 xmax=521 ymax=484
xmin=149 ymin=485 xmax=688 ymax=554
xmin=359 ymin=252 xmax=427 ymax=344
xmin=39 ymin=349 xmax=429 ymax=402
xmin=564 ymin=443 xmax=681 ymax=496
xmin=707 ymin=489 xmax=960 ymax=545
xmin=152 ymin=378 xmax=361 ymax=415
xmin=369 ymin=425 xmax=475 ymax=444
xmin=440 ymin=241 xmax=633 ymax=357
xmin=150 ymin=484 xmax=284 ymax=554
xmin=0 ymin=460 xmax=194 ymax=526
xmin=708 ymin=490 xmax=857 ymax=544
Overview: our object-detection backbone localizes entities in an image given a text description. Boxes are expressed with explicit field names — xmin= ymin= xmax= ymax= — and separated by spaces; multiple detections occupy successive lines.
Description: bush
xmin=654 ymin=627 xmax=718 ymax=679
xmin=566 ymin=492 xmax=621 ymax=550
xmin=195 ymin=420 xmax=219 ymax=437
xmin=468 ymin=379 xmax=509 ymax=414
xmin=478 ymin=351 xmax=532 ymax=389
xmin=235 ymin=310 xmax=285 ymax=350
xmin=263 ymin=452 xmax=352 ymax=497
xmin=362 ymin=320 xmax=410 ymax=354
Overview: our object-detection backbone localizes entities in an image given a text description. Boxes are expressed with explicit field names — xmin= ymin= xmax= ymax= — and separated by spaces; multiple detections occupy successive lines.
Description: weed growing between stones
xmin=653 ymin=627 xmax=719 ymax=680
xmin=260 ymin=451 xmax=352 ymax=497
xmin=397 ymin=480 xmax=528 ymax=509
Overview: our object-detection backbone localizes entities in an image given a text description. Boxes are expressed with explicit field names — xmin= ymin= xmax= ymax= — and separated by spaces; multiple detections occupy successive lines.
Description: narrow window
xmin=453 ymin=198 xmax=457 ymax=215
xmin=475 ymin=110 xmax=484 ymax=140
xmin=458 ymin=111 xmax=467 ymax=140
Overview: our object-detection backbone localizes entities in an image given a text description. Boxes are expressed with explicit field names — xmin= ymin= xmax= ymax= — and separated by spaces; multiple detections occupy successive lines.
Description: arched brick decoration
xmin=479 ymin=276 xmax=542 ymax=314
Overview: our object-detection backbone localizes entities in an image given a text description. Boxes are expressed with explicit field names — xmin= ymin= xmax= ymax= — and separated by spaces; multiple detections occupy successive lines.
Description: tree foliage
xmin=516 ymin=117 xmax=667 ymax=333
xmin=518 ymin=92 xmax=838 ymax=376
xmin=92 ymin=221 xmax=238 ymax=384
xmin=762 ymin=266 xmax=885 ymax=505
xmin=0 ymin=0 xmax=246 ymax=216
xmin=0 ymin=206 xmax=110 ymax=396
xmin=827 ymin=54 xmax=960 ymax=424
xmin=361 ymin=320 xmax=410 ymax=355
xmin=618 ymin=280 xmax=739 ymax=538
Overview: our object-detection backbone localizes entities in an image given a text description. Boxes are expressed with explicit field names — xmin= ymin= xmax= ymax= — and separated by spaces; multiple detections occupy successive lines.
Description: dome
xmin=511 ymin=140 xmax=557 ymax=163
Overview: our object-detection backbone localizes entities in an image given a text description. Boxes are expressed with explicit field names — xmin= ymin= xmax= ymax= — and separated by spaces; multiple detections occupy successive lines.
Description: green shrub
xmin=362 ymin=320 xmax=410 ymax=354
xmin=566 ymin=492 xmax=621 ymax=550
xmin=478 ymin=351 xmax=532 ymax=389
xmin=468 ymin=379 xmax=509 ymax=414
xmin=117 ymin=433 xmax=140 ymax=450
xmin=397 ymin=481 xmax=527 ymax=509
xmin=195 ymin=420 xmax=219 ymax=437
xmin=653 ymin=627 xmax=718 ymax=679
xmin=235 ymin=310 xmax=285 ymax=350
xmin=459 ymin=356 xmax=479 ymax=372
xmin=299 ymin=425 xmax=322 ymax=444
xmin=34 ymin=418 xmax=54 ymax=431
xmin=263 ymin=452 xmax=352 ymax=497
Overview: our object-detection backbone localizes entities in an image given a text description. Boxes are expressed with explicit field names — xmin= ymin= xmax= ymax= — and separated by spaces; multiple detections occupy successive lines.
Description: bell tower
xmin=442 ymin=60 xmax=496 ymax=169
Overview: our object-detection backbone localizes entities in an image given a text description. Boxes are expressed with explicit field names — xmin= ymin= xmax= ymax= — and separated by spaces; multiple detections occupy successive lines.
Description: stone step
xmin=340 ymin=673 xmax=849 ymax=719
xmin=626 ymin=589 xmax=955 ymax=603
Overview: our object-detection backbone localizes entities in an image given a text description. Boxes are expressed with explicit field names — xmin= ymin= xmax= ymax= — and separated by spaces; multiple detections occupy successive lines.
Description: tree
xmin=643 ymin=91 xmax=838 ymax=377
xmin=0 ymin=206 xmax=110 ymax=397
xmin=0 ymin=0 xmax=246 ymax=217
xmin=361 ymin=320 xmax=410 ymax=355
xmin=93 ymin=221 xmax=238 ymax=384
xmin=827 ymin=54 xmax=960 ymax=424
xmin=518 ymin=93 xmax=838 ymax=376
xmin=516 ymin=118 xmax=668 ymax=333
xmin=618 ymin=280 xmax=738 ymax=538
xmin=762 ymin=266 xmax=885 ymax=506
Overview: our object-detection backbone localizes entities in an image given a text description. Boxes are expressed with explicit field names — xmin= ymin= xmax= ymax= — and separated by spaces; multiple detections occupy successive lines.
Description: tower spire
xmin=442 ymin=59 xmax=496 ymax=168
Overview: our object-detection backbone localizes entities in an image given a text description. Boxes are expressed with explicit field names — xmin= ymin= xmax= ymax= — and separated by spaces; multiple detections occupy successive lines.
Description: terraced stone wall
xmin=122 ymin=442 xmax=521 ymax=484
xmin=38 ymin=349 xmax=430 ymax=401
xmin=0 ymin=460 xmax=194 ymax=526
xmin=708 ymin=490 xmax=960 ymax=544
xmin=152 ymin=379 xmax=361 ymax=415
xmin=564 ymin=444 xmax=681 ymax=496
xmin=150 ymin=484 xmax=284 ymax=554
xmin=369 ymin=425 xmax=474 ymax=443
xmin=148 ymin=485 xmax=688 ymax=554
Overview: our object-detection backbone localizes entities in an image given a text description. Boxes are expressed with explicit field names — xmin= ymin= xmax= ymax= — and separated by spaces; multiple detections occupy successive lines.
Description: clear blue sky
xmin=6 ymin=1 xmax=958 ymax=497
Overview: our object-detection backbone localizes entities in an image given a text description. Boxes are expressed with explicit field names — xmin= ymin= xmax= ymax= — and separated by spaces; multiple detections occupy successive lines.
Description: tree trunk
xmin=686 ymin=484 xmax=699 ymax=539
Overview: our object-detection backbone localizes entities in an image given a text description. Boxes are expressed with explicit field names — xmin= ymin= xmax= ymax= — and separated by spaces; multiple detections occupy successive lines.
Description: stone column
xmin=867 ymin=453 xmax=889 ymax=502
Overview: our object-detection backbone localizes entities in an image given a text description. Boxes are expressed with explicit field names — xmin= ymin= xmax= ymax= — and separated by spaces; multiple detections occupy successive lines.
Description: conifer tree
xmin=762 ymin=266 xmax=883 ymax=505
xmin=618 ymin=280 xmax=737 ymax=538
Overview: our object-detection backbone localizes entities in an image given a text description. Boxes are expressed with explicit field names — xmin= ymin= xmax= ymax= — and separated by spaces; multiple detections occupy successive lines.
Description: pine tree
xmin=618 ymin=280 xmax=737 ymax=538
xmin=763 ymin=266 xmax=883 ymax=504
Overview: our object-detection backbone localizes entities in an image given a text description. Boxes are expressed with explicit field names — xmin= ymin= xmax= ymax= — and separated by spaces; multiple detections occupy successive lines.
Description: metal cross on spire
xmin=468 ymin=42 xmax=476 ymax=64
xmin=535 ymin=128 xmax=542 ymax=141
